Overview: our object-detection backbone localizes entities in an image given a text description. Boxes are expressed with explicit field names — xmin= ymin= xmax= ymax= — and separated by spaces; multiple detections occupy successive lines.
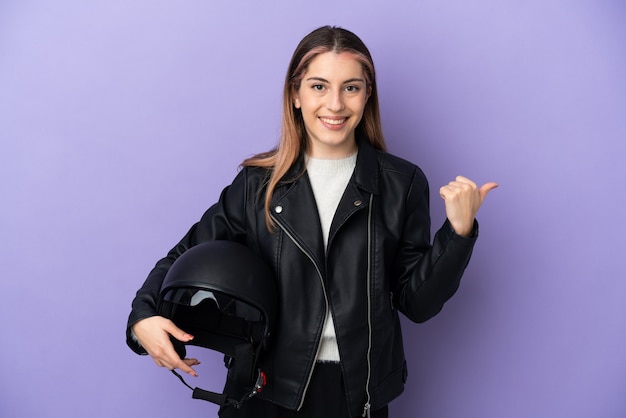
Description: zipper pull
xmin=362 ymin=402 xmax=371 ymax=417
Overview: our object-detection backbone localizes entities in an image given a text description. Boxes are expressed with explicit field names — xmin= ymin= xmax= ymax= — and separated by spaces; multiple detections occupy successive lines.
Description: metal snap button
xmin=354 ymin=200 xmax=362 ymax=206
xmin=274 ymin=205 xmax=283 ymax=213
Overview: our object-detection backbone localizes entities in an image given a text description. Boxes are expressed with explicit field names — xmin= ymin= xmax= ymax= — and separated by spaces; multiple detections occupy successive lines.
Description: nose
xmin=325 ymin=89 xmax=345 ymax=112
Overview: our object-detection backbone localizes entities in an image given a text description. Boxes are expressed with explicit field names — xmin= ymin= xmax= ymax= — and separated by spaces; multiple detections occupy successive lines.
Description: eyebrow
xmin=305 ymin=76 xmax=366 ymax=84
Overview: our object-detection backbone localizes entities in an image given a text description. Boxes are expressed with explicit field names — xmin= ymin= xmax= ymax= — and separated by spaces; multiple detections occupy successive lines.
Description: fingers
xmin=149 ymin=346 xmax=194 ymax=375
xmin=183 ymin=358 xmax=202 ymax=367
xmin=478 ymin=182 xmax=499 ymax=201
xmin=172 ymin=358 xmax=199 ymax=377
xmin=153 ymin=345 xmax=199 ymax=377
xmin=132 ymin=316 xmax=199 ymax=377
xmin=440 ymin=176 xmax=498 ymax=203
xmin=164 ymin=320 xmax=195 ymax=344
xmin=439 ymin=175 xmax=497 ymax=237
xmin=439 ymin=176 xmax=476 ymax=200
xmin=162 ymin=322 xmax=198 ymax=375
xmin=453 ymin=175 xmax=475 ymax=186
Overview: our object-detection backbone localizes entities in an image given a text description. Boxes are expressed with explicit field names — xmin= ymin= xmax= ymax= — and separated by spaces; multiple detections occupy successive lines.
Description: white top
xmin=306 ymin=152 xmax=357 ymax=362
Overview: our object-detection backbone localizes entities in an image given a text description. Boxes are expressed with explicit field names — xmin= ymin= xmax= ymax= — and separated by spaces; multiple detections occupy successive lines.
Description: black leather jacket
xmin=126 ymin=138 xmax=478 ymax=416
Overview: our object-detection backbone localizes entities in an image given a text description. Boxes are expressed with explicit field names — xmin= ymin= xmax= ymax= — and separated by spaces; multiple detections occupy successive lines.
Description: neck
xmin=307 ymin=138 xmax=357 ymax=159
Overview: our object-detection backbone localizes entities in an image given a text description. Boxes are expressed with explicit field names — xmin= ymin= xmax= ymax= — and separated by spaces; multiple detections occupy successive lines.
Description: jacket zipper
xmin=271 ymin=214 xmax=329 ymax=411
xmin=271 ymin=193 xmax=374 ymax=415
xmin=362 ymin=193 xmax=374 ymax=417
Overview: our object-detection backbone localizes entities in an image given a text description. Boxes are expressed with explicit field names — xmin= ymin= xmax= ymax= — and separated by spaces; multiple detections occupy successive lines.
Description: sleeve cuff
xmin=446 ymin=219 xmax=479 ymax=244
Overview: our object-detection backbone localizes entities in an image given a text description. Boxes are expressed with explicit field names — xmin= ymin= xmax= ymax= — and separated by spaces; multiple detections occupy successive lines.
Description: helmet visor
xmin=160 ymin=287 xmax=266 ymax=356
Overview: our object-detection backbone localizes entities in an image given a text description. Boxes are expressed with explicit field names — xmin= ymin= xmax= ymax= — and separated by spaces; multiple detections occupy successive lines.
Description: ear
xmin=293 ymin=92 xmax=301 ymax=109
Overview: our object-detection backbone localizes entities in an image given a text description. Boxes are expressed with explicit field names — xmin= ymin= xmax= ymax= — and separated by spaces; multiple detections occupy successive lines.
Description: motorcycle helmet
xmin=157 ymin=240 xmax=277 ymax=408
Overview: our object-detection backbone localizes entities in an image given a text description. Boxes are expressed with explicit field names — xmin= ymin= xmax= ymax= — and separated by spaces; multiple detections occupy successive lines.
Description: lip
xmin=319 ymin=116 xmax=349 ymax=130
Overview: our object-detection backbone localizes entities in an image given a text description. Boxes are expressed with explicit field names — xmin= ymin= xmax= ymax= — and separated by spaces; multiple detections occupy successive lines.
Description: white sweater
xmin=306 ymin=153 xmax=357 ymax=362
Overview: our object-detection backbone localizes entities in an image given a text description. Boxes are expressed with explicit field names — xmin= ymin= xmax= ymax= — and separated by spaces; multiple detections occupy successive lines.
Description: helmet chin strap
xmin=170 ymin=368 xmax=267 ymax=408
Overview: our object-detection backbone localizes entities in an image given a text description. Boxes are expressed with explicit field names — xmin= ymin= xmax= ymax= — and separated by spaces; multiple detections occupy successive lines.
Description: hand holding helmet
xmin=132 ymin=315 xmax=200 ymax=377
xmin=152 ymin=240 xmax=277 ymax=408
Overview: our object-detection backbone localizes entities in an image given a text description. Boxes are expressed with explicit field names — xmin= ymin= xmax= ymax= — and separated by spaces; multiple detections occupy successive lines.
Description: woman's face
xmin=294 ymin=51 xmax=370 ymax=158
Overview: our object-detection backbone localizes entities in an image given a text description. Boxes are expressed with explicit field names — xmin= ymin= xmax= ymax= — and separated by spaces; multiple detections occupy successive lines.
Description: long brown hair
xmin=243 ymin=26 xmax=386 ymax=231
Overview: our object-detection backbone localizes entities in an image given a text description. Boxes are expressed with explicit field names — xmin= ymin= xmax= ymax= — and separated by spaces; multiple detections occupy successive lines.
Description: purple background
xmin=1 ymin=1 xmax=625 ymax=417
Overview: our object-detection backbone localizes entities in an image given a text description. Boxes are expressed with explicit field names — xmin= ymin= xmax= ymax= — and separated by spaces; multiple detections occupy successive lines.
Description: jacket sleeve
xmin=393 ymin=168 xmax=478 ymax=323
xmin=125 ymin=168 xmax=251 ymax=354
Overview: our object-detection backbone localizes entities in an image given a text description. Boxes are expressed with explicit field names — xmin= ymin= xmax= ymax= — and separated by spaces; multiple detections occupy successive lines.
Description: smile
xmin=320 ymin=117 xmax=347 ymax=125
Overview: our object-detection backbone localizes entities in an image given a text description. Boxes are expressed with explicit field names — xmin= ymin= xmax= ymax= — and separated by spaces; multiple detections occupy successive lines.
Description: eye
xmin=345 ymin=85 xmax=360 ymax=93
xmin=312 ymin=84 xmax=325 ymax=91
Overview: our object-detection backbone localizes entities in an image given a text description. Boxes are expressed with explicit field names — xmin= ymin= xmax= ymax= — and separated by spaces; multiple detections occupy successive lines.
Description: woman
xmin=127 ymin=25 xmax=497 ymax=417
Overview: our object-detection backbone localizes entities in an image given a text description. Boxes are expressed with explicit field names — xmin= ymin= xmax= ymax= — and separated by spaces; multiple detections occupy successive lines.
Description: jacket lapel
xmin=271 ymin=172 xmax=326 ymax=270
xmin=270 ymin=138 xmax=381 ymax=268
xmin=329 ymin=138 xmax=380 ymax=249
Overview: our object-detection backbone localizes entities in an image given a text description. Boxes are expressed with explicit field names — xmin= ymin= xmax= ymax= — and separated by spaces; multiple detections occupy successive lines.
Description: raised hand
xmin=439 ymin=175 xmax=498 ymax=237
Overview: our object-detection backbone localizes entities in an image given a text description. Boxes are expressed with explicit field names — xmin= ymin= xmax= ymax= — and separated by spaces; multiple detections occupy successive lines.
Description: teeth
xmin=321 ymin=117 xmax=346 ymax=125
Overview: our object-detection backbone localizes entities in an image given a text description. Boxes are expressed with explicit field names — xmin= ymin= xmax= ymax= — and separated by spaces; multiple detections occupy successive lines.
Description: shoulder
xmin=376 ymin=149 xmax=428 ymax=186
xmin=355 ymin=139 xmax=429 ymax=194
xmin=216 ymin=166 xmax=272 ymax=202
xmin=235 ymin=165 xmax=272 ymax=184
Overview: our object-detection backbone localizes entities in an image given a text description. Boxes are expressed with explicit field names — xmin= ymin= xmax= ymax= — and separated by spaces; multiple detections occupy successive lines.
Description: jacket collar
xmin=270 ymin=136 xmax=381 ymax=266
xmin=281 ymin=136 xmax=380 ymax=195
xmin=352 ymin=136 xmax=380 ymax=195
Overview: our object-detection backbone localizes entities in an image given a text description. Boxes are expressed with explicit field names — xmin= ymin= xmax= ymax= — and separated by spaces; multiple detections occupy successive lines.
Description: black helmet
xmin=157 ymin=240 xmax=277 ymax=408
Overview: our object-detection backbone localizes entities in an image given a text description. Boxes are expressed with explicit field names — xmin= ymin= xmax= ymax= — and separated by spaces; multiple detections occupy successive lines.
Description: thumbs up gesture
xmin=439 ymin=176 xmax=498 ymax=237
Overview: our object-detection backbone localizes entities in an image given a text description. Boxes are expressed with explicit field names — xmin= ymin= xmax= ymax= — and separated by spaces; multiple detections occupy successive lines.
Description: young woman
xmin=127 ymin=25 xmax=497 ymax=417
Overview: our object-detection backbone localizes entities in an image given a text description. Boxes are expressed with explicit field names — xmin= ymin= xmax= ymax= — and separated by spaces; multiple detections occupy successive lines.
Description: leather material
xmin=127 ymin=138 xmax=478 ymax=415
